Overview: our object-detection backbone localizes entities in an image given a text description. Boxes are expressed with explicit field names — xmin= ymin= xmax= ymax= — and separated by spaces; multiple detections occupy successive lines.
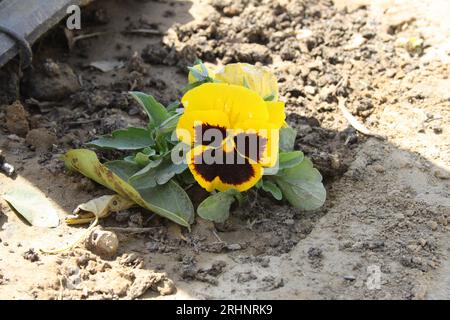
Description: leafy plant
xmin=63 ymin=62 xmax=326 ymax=229
xmin=63 ymin=149 xmax=194 ymax=228
xmin=197 ymin=190 xmax=239 ymax=223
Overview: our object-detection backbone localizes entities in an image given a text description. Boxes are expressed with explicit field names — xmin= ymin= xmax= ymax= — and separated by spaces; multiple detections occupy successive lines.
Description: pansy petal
xmin=187 ymin=145 xmax=216 ymax=192
xmin=265 ymin=101 xmax=286 ymax=129
xmin=214 ymin=63 xmax=279 ymax=101
xmin=214 ymin=161 xmax=262 ymax=192
xmin=233 ymin=132 xmax=267 ymax=164
xmin=187 ymin=144 xmax=262 ymax=192
xmin=233 ymin=120 xmax=279 ymax=168
xmin=181 ymin=83 xmax=269 ymax=127
xmin=176 ymin=110 xmax=230 ymax=146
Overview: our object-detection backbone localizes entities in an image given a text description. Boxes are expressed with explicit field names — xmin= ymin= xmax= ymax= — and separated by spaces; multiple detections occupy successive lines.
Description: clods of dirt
xmin=22 ymin=59 xmax=80 ymax=101
xmin=22 ymin=248 xmax=40 ymax=262
xmin=237 ymin=271 xmax=257 ymax=283
xmin=25 ymin=128 xmax=57 ymax=153
xmin=128 ymin=268 xmax=176 ymax=298
xmin=307 ymin=247 xmax=323 ymax=269
xmin=179 ymin=257 xmax=227 ymax=286
xmin=119 ymin=253 xmax=144 ymax=269
xmin=5 ymin=101 xmax=29 ymax=137
xmin=30 ymin=249 xmax=175 ymax=299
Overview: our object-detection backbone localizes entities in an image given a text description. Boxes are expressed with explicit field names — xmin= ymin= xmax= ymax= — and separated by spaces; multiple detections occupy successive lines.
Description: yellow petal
xmin=214 ymin=163 xmax=262 ymax=192
xmin=181 ymin=83 xmax=269 ymax=127
xmin=214 ymin=63 xmax=279 ymax=101
xmin=187 ymin=144 xmax=263 ymax=192
xmin=187 ymin=145 xmax=216 ymax=192
xmin=176 ymin=110 xmax=230 ymax=145
xmin=233 ymin=120 xmax=279 ymax=168
xmin=266 ymin=101 xmax=286 ymax=129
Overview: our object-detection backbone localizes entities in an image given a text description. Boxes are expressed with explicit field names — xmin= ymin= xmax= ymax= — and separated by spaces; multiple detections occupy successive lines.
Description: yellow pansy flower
xmin=214 ymin=63 xmax=279 ymax=101
xmin=188 ymin=62 xmax=279 ymax=101
xmin=176 ymin=82 xmax=285 ymax=192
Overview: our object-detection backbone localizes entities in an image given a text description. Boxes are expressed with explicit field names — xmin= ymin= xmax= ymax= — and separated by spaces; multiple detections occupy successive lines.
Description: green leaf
xmin=157 ymin=112 xmax=182 ymax=134
xmin=199 ymin=61 xmax=209 ymax=77
xmin=261 ymin=180 xmax=282 ymax=200
xmin=197 ymin=190 xmax=238 ymax=223
xmin=178 ymin=170 xmax=196 ymax=185
xmin=134 ymin=152 xmax=149 ymax=166
xmin=3 ymin=185 xmax=60 ymax=228
xmin=128 ymin=159 xmax=163 ymax=189
xmin=139 ymin=181 xmax=195 ymax=225
xmin=188 ymin=66 xmax=206 ymax=81
xmin=155 ymin=160 xmax=187 ymax=185
xmin=263 ymin=93 xmax=275 ymax=101
xmin=129 ymin=92 xmax=170 ymax=126
xmin=155 ymin=131 xmax=169 ymax=152
xmin=167 ymin=101 xmax=180 ymax=112
xmin=87 ymin=127 xmax=154 ymax=150
xmin=129 ymin=157 xmax=187 ymax=189
xmin=279 ymin=126 xmax=297 ymax=152
xmin=131 ymin=148 xmax=156 ymax=166
xmin=274 ymin=157 xmax=326 ymax=210
xmin=181 ymin=80 xmax=209 ymax=93
xmin=63 ymin=149 xmax=194 ymax=228
xmin=104 ymin=160 xmax=142 ymax=181
xmin=142 ymin=147 xmax=156 ymax=155
xmin=279 ymin=151 xmax=304 ymax=169
xmin=255 ymin=179 xmax=263 ymax=188
xmin=187 ymin=61 xmax=212 ymax=83
xmin=123 ymin=156 xmax=136 ymax=163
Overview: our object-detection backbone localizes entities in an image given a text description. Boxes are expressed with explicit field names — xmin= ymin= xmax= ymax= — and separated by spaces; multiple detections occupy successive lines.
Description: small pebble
xmin=428 ymin=221 xmax=438 ymax=231
xmin=432 ymin=126 xmax=442 ymax=134
xmin=304 ymin=85 xmax=316 ymax=95
xmin=394 ymin=213 xmax=405 ymax=220
xmin=437 ymin=215 xmax=448 ymax=226
xmin=86 ymin=227 xmax=119 ymax=258
xmin=434 ymin=169 xmax=450 ymax=180
xmin=372 ymin=164 xmax=385 ymax=173
xmin=284 ymin=218 xmax=295 ymax=225
xmin=226 ymin=243 xmax=242 ymax=251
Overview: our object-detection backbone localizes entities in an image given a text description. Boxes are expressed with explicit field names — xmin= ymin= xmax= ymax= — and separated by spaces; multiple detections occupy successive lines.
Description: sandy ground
xmin=0 ymin=0 xmax=449 ymax=299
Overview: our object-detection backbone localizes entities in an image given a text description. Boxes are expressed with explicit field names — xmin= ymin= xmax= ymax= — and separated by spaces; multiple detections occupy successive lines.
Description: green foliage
xmin=87 ymin=127 xmax=154 ymax=150
xmin=279 ymin=126 xmax=297 ymax=152
xmin=3 ymin=185 xmax=60 ymax=228
xmin=278 ymin=151 xmax=304 ymax=169
xmin=273 ymin=157 xmax=326 ymax=210
xmin=263 ymin=93 xmax=275 ymax=101
xmin=63 ymin=68 xmax=326 ymax=228
xmin=197 ymin=190 xmax=239 ymax=223
xmin=63 ymin=149 xmax=194 ymax=228
xmin=261 ymin=179 xmax=282 ymax=200
xmin=129 ymin=91 xmax=170 ymax=127
xmin=129 ymin=157 xmax=187 ymax=189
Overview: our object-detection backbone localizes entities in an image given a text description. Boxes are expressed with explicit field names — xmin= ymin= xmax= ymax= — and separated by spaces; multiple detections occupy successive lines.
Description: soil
xmin=0 ymin=0 xmax=449 ymax=299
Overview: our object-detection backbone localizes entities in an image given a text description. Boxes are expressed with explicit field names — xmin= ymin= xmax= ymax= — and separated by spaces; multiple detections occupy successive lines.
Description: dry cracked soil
xmin=0 ymin=0 xmax=449 ymax=299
